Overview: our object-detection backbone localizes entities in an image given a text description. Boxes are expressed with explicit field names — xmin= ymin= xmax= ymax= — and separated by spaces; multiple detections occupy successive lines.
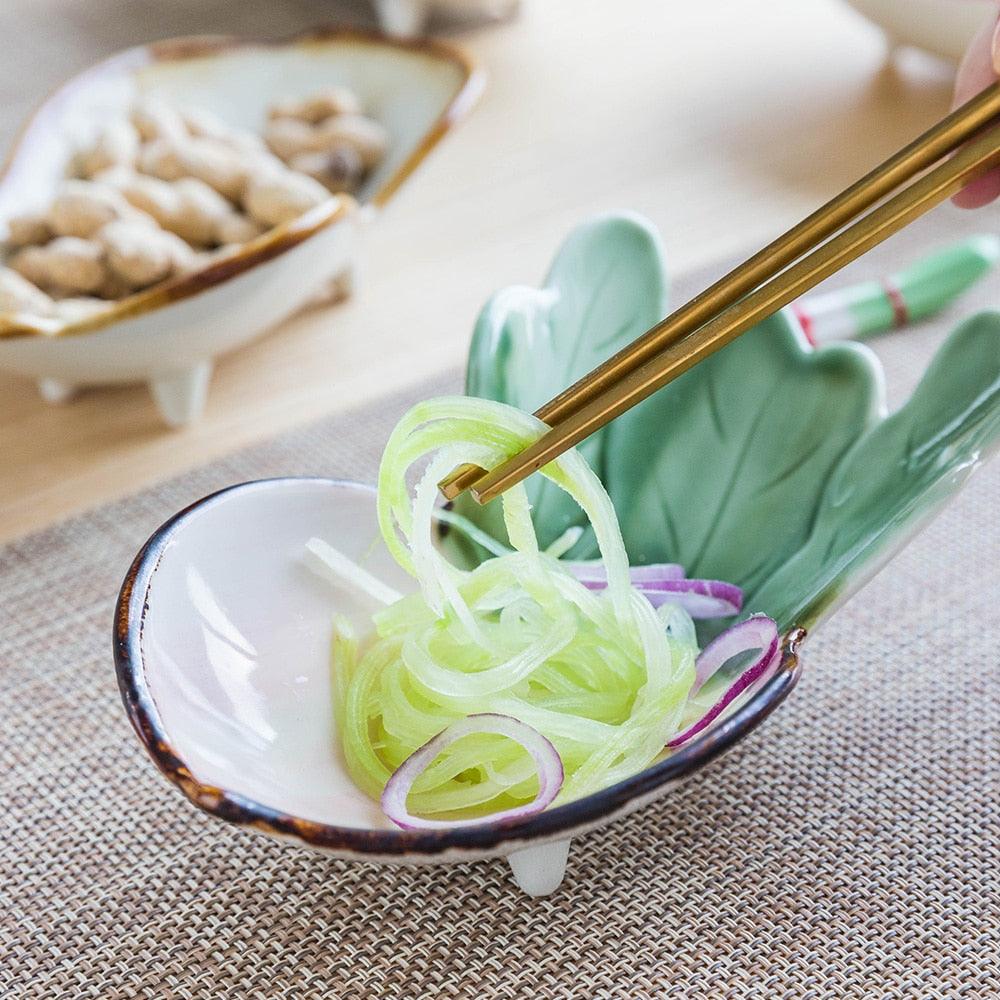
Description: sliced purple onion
xmin=667 ymin=614 xmax=781 ymax=749
xmin=380 ymin=713 xmax=564 ymax=830
xmin=633 ymin=578 xmax=743 ymax=619
xmin=568 ymin=561 xmax=742 ymax=619
xmin=568 ymin=561 xmax=686 ymax=587
xmin=690 ymin=613 xmax=778 ymax=694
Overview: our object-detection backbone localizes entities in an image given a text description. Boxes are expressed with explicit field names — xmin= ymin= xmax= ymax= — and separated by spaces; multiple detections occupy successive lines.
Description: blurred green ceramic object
xmin=454 ymin=213 xmax=1000 ymax=633
xmin=797 ymin=234 xmax=1000 ymax=342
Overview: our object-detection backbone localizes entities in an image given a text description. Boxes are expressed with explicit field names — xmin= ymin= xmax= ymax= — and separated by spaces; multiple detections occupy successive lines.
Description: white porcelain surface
xmin=507 ymin=839 xmax=571 ymax=897
xmin=142 ymin=480 xmax=406 ymax=829
xmin=0 ymin=33 xmax=477 ymax=425
xmin=842 ymin=0 xmax=994 ymax=61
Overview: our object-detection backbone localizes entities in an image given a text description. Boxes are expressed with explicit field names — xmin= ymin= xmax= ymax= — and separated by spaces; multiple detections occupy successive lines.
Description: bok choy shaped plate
xmin=455 ymin=213 xmax=1000 ymax=634
xmin=115 ymin=213 xmax=1000 ymax=896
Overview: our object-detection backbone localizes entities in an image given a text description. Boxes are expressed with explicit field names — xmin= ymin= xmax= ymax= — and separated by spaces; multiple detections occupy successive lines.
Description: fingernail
xmin=992 ymin=13 xmax=1000 ymax=74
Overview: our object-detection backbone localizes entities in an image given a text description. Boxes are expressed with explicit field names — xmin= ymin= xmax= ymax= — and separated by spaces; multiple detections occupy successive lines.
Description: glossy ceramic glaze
xmin=127 ymin=481 xmax=403 ymax=828
xmin=456 ymin=214 xmax=1000 ymax=634
xmin=0 ymin=30 xmax=482 ymax=425
xmin=115 ymin=214 xmax=999 ymax=896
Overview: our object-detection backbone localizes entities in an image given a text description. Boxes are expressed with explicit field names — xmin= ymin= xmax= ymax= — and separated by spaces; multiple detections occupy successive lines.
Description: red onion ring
xmin=667 ymin=614 xmax=781 ymax=749
xmin=633 ymin=578 xmax=743 ymax=618
xmin=381 ymin=713 xmax=564 ymax=830
xmin=569 ymin=563 xmax=742 ymax=619
xmin=690 ymin=614 xmax=778 ymax=694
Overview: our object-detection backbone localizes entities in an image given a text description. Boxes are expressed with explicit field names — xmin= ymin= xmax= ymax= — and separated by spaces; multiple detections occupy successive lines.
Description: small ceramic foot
xmin=329 ymin=265 xmax=355 ymax=302
xmin=507 ymin=839 xmax=570 ymax=897
xmin=375 ymin=0 xmax=430 ymax=36
xmin=149 ymin=362 xmax=211 ymax=428
xmin=37 ymin=377 xmax=77 ymax=404
xmin=304 ymin=266 xmax=355 ymax=311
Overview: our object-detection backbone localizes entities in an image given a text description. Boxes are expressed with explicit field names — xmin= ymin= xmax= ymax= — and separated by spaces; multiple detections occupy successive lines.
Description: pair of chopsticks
xmin=441 ymin=82 xmax=1000 ymax=505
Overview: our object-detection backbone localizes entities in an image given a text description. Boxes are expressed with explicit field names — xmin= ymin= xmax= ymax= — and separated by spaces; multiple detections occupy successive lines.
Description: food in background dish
xmin=0 ymin=87 xmax=388 ymax=326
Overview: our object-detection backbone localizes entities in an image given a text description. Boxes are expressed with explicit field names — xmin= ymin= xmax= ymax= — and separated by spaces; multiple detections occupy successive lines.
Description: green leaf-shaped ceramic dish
xmin=114 ymin=212 xmax=999 ymax=899
xmin=453 ymin=210 xmax=1000 ymax=678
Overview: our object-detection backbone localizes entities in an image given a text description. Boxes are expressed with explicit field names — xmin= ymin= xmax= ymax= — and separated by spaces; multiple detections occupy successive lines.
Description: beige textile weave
xmin=2 ymin=206 xmax=999 ymax=998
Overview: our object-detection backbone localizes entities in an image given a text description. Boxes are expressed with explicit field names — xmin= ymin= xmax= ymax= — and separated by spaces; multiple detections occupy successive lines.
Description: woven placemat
xmin=2 ymin=205 xmax=998 ymax=999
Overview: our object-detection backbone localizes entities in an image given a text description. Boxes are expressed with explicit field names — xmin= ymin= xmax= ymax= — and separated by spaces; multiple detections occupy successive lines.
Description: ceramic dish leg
xmin=149 ymin=361 xmax=212 ymax=428
xmin=506 ymin=839 xmax=571 ymax=897
xmin=35 ymin=363 xmax=212 ymax=425
xmin=374 ymin=0 xmax=432 ymax=37
xmin=37 ymin=377 xmax=77 ymax=404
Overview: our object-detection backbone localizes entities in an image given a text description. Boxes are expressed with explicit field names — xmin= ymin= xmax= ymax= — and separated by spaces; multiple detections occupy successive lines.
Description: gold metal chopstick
xmin=463 ymin=122 xmax=1000 ymax=505
xmin=439 ymin=82 xmax=1000 ymax=501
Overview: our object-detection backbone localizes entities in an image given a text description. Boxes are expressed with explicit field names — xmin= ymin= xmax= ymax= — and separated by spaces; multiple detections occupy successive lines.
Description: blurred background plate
xmin=373 ymin=0 xmax=520 ymax=38
xmin=0 ymin=30 xmax=481 ymax=426
xmin=842 ymin=0 xmax=995 ymax=61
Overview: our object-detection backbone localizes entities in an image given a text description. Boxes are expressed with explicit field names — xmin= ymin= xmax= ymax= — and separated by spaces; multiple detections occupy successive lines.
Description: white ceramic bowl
xmin=373 ymin=0 xmax=520 ymax=38
xmin=0 ymin=31 xmax=482 ymax=426
xmin=114 ymin=478 xmax=802 ymax=896
xmin=841 ymin=0 xmax=995 ymax=61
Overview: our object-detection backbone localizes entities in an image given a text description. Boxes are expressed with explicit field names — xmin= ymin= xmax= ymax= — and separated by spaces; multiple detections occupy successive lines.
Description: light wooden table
xmin=0 ymin=0 xmax=956 ymax=544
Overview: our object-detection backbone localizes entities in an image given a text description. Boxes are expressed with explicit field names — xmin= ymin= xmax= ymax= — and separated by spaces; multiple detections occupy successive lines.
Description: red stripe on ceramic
xmin=791 ymin=302 xmax=817 ymax=347
xmin=882 ymin=277 xmax=909 ymax=328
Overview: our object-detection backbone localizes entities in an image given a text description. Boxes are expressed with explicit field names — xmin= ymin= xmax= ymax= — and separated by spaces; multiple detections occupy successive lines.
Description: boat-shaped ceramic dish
xmin=0 ymin=29 xmax=482 ymax=425
xmin=114 ymin=215 xmax=1000 ymax=895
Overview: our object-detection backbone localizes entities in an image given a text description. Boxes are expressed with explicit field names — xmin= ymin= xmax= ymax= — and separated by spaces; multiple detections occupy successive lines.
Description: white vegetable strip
xmin=545 ymin=525 xmax=585 ymax=558
xmin=304 ymin=538 xmax=402 ymax=605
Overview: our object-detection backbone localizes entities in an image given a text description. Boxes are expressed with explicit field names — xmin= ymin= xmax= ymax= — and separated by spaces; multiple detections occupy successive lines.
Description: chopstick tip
xmin=438 ymin=462 xmax=488 ymax=501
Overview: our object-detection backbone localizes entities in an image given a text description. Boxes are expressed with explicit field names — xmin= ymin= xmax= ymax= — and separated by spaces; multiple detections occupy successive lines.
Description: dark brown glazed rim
xmin=0 ymin=28 xmax=484 ymax=341
xmin=113 ymin=477 xmax=805 ymax=857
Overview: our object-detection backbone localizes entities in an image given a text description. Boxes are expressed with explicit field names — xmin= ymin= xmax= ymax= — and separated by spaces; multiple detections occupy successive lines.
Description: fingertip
xmin=952 ymin=10 xmax=1000 ymax=109
xmin=952 ymin=170 xmax=1000 ymax=209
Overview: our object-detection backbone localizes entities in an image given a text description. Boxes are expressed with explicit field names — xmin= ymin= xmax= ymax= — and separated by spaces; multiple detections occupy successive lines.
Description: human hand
xmin=952 ymin=4 xmax=1000 ymax=208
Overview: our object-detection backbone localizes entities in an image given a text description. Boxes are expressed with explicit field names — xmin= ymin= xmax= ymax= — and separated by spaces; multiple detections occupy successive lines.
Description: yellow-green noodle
xmin=334 ymin=396 xmax=700 ymax=819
